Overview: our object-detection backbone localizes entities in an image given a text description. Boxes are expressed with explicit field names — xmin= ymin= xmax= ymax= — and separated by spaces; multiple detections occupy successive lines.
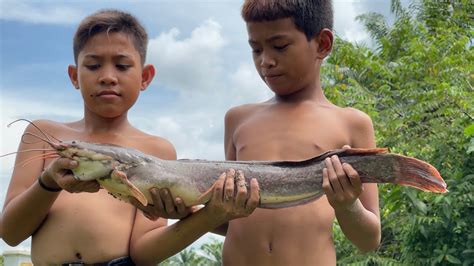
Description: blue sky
xmin=0 ymin=0 xmax=394 ymax=254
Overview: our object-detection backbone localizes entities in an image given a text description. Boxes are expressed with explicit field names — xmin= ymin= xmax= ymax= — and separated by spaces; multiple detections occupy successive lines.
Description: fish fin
xmin=111 ymin=170 xmax=148 ymax=206
xmin=342 ymin=148 xmax=388 ymax=155
xmin=194 ymin=184 xmax=214 ymax=206
xmin=271 ymin=148 xmax=389 ymax=167
xmin=259 ymin=192 xmax=325 ymax=209
xmin=392 ymin=155 xmax=447 ymax=193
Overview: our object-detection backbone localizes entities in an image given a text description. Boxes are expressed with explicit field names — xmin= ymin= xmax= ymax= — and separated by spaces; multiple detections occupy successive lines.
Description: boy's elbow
xmin=2 ymin=234 xmax=24 ymax=247
xmin=357 ymin=234 xmax=381 ymax=253
xmin=130 ymin=244 xmax=165 ymax=266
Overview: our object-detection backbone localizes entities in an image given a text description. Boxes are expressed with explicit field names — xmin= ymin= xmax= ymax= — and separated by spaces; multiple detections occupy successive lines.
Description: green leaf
xmin=467 ymin=138 xmax=474 ymax=154
xmin=445 ymin=254 xmax=462 ymax=264
xmin=465 ymin=124 xmax=474 ymax=137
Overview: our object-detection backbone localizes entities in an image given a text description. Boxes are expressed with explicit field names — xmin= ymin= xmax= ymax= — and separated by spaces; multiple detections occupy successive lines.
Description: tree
xmin=160 ymin=238 xmax=223 ymax=266
xmin=322 ymin=0 xmax=473 ymax=264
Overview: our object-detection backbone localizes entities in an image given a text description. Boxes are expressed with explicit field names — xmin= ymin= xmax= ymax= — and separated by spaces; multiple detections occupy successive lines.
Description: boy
xmin=221 ymin=0 xmax=381 ymax=265
xmin=1 ymin=9 xmax=166 ymax=264
xmin=1 ymin=9 xmax=259 ymax=265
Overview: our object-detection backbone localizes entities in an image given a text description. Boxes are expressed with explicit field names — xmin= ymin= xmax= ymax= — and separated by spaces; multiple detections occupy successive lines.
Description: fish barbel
xmin=52 ymin=140 xmax=447 ymax=209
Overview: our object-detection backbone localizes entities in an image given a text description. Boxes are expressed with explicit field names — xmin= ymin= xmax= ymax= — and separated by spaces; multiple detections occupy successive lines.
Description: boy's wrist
xmin=38 ymin=173 xmax=62 ymax=192
xmin=334 ymin=199 xmax=363 ymax=214
xmin=198 ymin=205 xmax=229 ymax=228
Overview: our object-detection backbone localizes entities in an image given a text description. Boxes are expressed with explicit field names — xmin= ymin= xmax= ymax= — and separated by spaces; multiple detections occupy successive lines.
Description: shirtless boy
xmin=222 ymin=0 xmax=381 ymax=265
xmin=1 ymin=9 xmax=175 ymax=264
xmin=1 ymin=9 xmax=260 ymax=265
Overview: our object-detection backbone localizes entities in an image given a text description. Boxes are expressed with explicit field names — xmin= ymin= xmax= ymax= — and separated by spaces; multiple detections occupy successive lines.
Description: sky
xmin=0 ymin=0 xmax=396 ymax=255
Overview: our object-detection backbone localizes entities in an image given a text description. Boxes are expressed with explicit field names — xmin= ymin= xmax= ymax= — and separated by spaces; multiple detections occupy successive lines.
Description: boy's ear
xmin=140 ymin=64 xmax=155 ymax=91
xmin=315 ymin=29 xmax=333 ymax=60
xmin=68 ymin=65 xmax=79 ymax=89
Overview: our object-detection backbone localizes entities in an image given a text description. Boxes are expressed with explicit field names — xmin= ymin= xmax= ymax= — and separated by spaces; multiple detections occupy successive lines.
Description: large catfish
xmin=46 ymin=140 xmax=447 ymax=209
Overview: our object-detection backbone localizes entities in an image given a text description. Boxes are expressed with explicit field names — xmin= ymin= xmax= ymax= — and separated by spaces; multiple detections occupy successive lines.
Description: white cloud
xmin=0 ymin=1 xmax=84 ymax=24
xmin=333 ymin=2 xmax=371 ymax=44
xmin=148 ymin=19 xmax=226 ymax=95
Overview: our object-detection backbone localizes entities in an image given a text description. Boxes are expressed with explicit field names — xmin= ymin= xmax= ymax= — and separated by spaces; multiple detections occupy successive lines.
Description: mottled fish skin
xmin=58 ymin=141 xmax=447 ymax=209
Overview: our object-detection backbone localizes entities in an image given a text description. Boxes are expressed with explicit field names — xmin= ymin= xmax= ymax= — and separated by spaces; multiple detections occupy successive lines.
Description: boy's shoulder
xmin=339 ymin=106 xmax=373 ymax=129
xmin=224 ymin=102 xmax=265 ymax=128
xmin=21 ymin=119 xmax=72 ymax=136
xmin=129 ymin=129 xmax=176 ymax=160
xmin=225 ymin=101 xmax=272 ymax=120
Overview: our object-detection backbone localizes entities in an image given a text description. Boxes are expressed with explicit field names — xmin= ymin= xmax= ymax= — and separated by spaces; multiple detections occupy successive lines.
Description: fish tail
xmin=392 ymin=155 xmax=447 ymax=193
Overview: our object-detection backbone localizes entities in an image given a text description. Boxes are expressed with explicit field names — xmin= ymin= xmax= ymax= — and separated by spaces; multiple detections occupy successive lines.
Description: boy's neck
xmin=273 ymin=78 xmax=329 ymax=104
xmin=82 ymin=111 xmax=132 ymax=135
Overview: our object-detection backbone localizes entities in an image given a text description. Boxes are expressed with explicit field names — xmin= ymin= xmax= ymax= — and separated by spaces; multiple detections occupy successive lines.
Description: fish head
xmin=56 ymin=140 xmax=119 ymax=181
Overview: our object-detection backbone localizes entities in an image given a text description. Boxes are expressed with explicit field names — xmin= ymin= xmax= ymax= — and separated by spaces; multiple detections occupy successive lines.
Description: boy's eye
xmin=274 ymin=44 xmax=289 ymax=51
xmin=116 ymin=64 xmax=131 ymax=71
xmin=251 ymin=48 xmax=262 ymax=54
xmin=85 ymin=64 xmax=100 ymax=70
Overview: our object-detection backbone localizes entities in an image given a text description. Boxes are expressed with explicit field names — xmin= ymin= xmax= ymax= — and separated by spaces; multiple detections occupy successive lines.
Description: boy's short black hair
xmin=73 ymin=9 xmax=148 ymax=65
xmin=242 ymin=0 xmax=333 ymax=40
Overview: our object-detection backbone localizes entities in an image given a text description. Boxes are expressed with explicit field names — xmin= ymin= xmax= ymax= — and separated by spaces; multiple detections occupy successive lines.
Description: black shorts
xmin=61 ymin=256 xmax=134 ymax=266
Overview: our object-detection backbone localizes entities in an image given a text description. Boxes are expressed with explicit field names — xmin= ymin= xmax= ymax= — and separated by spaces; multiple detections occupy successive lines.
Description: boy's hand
xmin=322 ymin=145 xmax=363 ymax=211
xmin=203 ymin=169 xmax=259 ymax=224
xmin=42 ymin=157 xmax=100 ymax=193
xmin=131 ymin=188 xmax=193 ymax=220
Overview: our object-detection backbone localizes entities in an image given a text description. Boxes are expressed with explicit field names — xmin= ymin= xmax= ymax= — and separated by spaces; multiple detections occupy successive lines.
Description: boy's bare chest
xmin=233 ymin=111 xmax=350 ymax=161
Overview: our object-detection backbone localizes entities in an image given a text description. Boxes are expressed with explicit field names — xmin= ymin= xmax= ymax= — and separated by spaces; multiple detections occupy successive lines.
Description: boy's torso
xmin=223 ymin=101 xmax=353 ymax=266
xmin=30 ymin=120 xmax=158 ymax=264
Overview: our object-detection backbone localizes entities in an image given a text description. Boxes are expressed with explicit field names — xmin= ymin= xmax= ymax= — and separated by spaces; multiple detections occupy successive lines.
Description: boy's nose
xmin=98 ymin=67 xmax=118 ymax=86
xmin=260 ymin=53 xmax=276 ymax=68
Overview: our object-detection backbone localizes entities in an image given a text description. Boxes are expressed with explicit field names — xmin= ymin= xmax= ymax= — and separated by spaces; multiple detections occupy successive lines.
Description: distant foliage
xmin=321 ymin=0 xmax=473 ymax=265
xmin=160 ymin=238 xmax=223 ymax=265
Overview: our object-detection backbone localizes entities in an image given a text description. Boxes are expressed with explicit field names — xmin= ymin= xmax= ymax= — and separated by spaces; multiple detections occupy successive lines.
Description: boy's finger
xmin=246 ymin=178 xmax=259 ymax=212
xmin=325 ymin=158 xmax=343 ymax=194
xmin=224 ymin=169 xmax=235 ymax=203
xmin=322 ymin=168 xmax=333 ymax=194
xmin=331 ymin=155 xmax=346 ymax=179
xmin=331 ymin=156 xmax=351 ymax=191
xmin=160 ymin=189 xmax=176 ymax=216
xmin=56 ymin=158 xmax=78 ymax=169
xmin=175 ymin=197 xmax=188 ymax=217
xmin=342 ymin=145 xmax=351 ymax=150
xmin=234 ymin=170 xmax=247 ymax=208
xmin=212 ymin=172 xmax=226 ymax=203
xmin=150 ymin=188 xmax=165 ymax=212
xmin=343 ymin=163 xmax=363 ymax=193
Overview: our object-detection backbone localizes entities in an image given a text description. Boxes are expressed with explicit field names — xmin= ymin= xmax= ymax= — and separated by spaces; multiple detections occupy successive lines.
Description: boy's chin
xmin=269 ymin=87 xmax=298 ymax=97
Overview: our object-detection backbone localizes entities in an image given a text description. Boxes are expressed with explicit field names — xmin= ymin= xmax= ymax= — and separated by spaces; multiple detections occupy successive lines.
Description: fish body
xmin=56 ymin=140 xmax=447 ymax=209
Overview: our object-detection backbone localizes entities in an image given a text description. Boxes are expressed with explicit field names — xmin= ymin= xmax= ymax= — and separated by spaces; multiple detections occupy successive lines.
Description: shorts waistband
xmin=61 ymin=256 xmax=134 ymax=266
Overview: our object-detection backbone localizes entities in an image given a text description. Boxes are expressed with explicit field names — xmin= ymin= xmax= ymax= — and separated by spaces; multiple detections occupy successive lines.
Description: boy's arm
xmin=130 ymin=170 xmax=259 ymax=265
xmin=1 ymin=122 xmax=96 ymax=245
xmin=323 ymin=110 xmax=381 ymax=253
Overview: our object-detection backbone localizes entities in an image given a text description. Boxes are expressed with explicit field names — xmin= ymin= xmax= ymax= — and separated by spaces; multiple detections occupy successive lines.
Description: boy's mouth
xmin=96 ymin=90 xmax=122 ymax=100
xmin=97 ymin=90 xmax=121 ymax=97
xmin=264 ymin=74 xmax=283 ymax=83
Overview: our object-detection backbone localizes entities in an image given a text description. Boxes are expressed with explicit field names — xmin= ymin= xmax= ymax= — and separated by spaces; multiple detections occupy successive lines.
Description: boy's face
xmin=69 ymin=32 xmax=154 ymax=118
xmin=247 ymin=18 xmax=321 ymax=96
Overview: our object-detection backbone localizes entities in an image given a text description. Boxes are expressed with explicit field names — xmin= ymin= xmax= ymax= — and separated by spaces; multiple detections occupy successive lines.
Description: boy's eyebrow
xmin=249 ymin=34 xmax=290 ymax=44
xmin=82 ymin=53 xmax=133 ymax=60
